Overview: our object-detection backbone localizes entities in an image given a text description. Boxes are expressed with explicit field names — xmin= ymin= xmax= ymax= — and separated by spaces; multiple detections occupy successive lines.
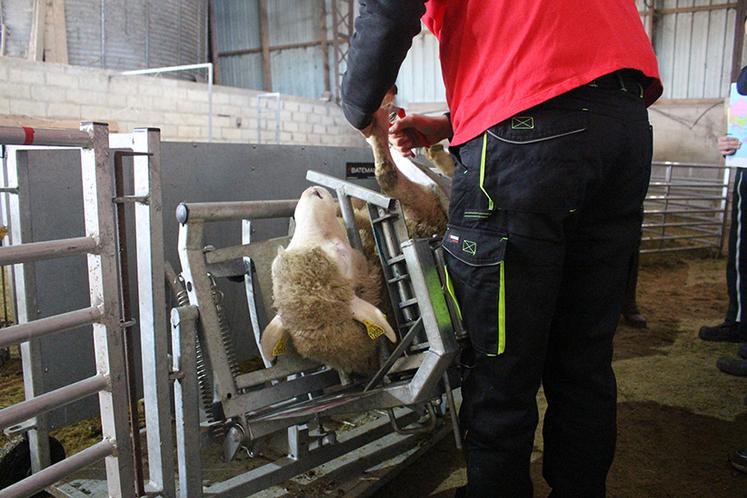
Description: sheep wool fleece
xmin=271 ymin=247 xmax=381 ymax=375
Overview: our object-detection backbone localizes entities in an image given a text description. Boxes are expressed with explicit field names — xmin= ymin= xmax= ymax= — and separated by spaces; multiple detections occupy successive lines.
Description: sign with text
xmin=346 ymin=162 xmax=376 ymax=179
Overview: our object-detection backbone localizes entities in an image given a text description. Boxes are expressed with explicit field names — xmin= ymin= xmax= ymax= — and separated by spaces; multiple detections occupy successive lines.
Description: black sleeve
xmin=341 ymin=0 xmax=427 ymax=130
xmin=738 ymin=66 xmax=747 ymax=96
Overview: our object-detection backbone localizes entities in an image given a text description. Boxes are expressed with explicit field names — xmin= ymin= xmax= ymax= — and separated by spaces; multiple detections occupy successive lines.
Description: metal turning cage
xmin=0 ymin=127 xmax=465 ymax=497
xmin=169 ymin=170 xmax=463 ymax=497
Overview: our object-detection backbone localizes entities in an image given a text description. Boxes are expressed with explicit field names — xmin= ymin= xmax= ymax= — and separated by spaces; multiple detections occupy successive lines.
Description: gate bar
xmin=0 ymin=440 xmax=115 ymax=498
xmin=0 ymin=374 xmax=108 ymax=430
xmin=0 ymin=236 xmax=97 ymax=265
xmin=176 ymin=199 xmax=297 ymax=224
xmin=0 ymin=306 xmax=102 ymax=348
xmin=0 ymin=125 xmax=92 ymax=148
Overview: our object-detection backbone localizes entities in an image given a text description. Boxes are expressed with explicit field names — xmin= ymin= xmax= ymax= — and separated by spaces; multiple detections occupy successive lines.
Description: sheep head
xmin=260 ymin=186 xmax=396 ymax=374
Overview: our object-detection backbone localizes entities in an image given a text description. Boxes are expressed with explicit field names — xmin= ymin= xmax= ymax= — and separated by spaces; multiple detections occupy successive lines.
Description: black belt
xmin=588 ymin=69 xmax=647 ymax=98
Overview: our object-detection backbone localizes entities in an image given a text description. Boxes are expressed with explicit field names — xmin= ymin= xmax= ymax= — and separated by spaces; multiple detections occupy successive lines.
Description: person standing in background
xmin=700 ymin=48 xmax=747 ymax=377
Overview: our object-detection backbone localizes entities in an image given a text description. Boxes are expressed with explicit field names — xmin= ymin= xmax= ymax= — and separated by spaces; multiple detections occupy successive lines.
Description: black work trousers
xmin=444 ymin=73 xmax=653 ymax=497
xmin=725 ymin=167 xmax=747 ymax=328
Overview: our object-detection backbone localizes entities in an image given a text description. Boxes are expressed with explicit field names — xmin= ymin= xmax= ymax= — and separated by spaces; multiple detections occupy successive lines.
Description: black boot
xmin=716 ymin=356 xmax=747 ymax=377
xmin=622 ymin=310 xmax=647 ymax=328
xmin=738 ymin=343 xmax=747 ymax=359
xmin=730 ymin=449 xmax=747 ymax=473
xmin=699 ymin=322 xmax=747 ymax=342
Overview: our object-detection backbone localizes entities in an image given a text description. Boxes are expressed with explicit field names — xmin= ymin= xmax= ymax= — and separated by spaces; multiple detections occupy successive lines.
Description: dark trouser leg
xmin=725 ymin=168 xmax=747 ymax=330
xmin=447 ymin=80 xmax=651 ymax=497
xmin=541 ymin=96 xmax=651 ymax=496
xmin=725 ymin=168 xmax=743 ymax=324
xmin=454 ymin=230 xmax=564 ymax=497
xmin=622 ymin=235 xmax=642 ymax=316
xmin=542 ymin=212 xmax=642 ymax=497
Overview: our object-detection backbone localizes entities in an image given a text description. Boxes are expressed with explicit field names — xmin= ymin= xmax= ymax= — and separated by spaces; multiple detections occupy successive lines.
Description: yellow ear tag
xmin=364 ymin=320 xmax=385 ymax=340
xmin=272 ymin=337 xmax=287 ymax=357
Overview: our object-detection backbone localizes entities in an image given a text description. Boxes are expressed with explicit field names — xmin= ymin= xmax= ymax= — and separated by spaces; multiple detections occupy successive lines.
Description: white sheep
xmin=260 ymin=186 xmax=397 ymax=375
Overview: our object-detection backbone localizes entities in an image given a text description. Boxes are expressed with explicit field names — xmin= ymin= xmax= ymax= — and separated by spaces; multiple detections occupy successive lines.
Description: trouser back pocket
xmin=442 ymin=224 xmax=508 ymax=356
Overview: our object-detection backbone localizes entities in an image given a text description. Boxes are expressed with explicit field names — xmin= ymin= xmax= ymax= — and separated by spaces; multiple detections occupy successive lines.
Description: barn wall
xmin=214 ymin=0 xmax=338 ymax=100
xmin=1 ymin=0 xmax=208 ymax=72
xmin=653 ymin=0 xmax=736 ymax=100
xmin=0 ymin=56 xmax=365 ymax=146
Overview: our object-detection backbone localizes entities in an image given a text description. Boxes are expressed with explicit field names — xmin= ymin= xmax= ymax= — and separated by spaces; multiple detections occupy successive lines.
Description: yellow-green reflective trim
xmin=497 ymin=261 xmax=506 ymax=355
xmin=444 ymin=265 xmax=463 ymax=320
xmin=479 ymin=133 xmax=495 ymax=211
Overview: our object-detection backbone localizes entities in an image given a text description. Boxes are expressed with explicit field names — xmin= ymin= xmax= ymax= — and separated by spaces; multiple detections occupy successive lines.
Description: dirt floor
xmin=374 ymin=253 xmax=747 ymax=498
xmin=2 ymin=254 xmax=747 ymax=496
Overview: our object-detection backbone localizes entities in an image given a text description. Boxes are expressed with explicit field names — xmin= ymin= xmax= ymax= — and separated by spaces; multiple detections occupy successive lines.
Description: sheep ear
xmin=260 ymin=315 xmax=290 ymax=361
xmin=350 ymin=296 xmax=397 ymax=343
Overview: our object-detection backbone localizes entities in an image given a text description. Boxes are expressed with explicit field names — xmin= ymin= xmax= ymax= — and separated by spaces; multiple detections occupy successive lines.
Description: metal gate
xmin=642 ymin=161 xmax=731 ymax=255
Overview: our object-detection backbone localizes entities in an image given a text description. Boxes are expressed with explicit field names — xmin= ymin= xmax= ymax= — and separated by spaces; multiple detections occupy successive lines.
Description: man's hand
xmin=719 ymin=135 xmax=742 ymax=156
xmin=389 ymin=114 xmax=453 ymax=156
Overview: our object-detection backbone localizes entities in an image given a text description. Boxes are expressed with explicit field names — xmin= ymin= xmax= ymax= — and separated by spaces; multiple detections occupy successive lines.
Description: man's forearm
xmin=341 ymin=0 xmax=427 ymax=130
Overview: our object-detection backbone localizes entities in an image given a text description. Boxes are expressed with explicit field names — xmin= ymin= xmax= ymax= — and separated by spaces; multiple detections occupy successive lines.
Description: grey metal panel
xmin=62 ymin=0 xmax=206 ymax=72
xmin=396 ymin=29 xmax=446 ymax=106
xmin=673 ymin=0 xmax=694 ymax=99
xmin=1 ymin=0 xmax=33 ymax=58
xmin=267 ymin=0 xmax=319 ymax=46
xmin=704 ymin=3 xmax=730 ymax=97
xmin=215 ymin=0 xmax=260 ymax=51
xmin=215 ymin=0 xmax=263 ymax=90
xmin=654 ymin=0 xmax=737 ymax=99
xmin=271 ymin=46 xmax=325 ymax=98
xmin=216 ymin=0 xmax=327 ymax=98
xmin=722 ymin=8 xmax=737 ymax=92
xmin=220 ymin=53 xmax=264 ymax=90
xmin=148 ymin=0 xmax=207 ymax=76
xmin=688 ymin=1 xmax=711 ymax=99
xmin=264 ymin=0 xmax=324 ymax=98
xmin=17 ymin=142 xmax=376 ymax=427
xmin=23 ymin=150 xmax=93 ymax=430
xmin=101 ymin=0 xmax=148 ymax=70
xmin=65 ymin=0 xmax=104 ymax=67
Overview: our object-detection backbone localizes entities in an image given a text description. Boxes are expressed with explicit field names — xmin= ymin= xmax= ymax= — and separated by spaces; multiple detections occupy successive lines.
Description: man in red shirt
xmin=342 ymin=2 xmax=662 ymax=496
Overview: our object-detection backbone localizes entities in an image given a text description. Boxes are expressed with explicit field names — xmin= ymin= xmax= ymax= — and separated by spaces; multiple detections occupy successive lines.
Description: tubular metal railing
xmin=642 ymin=161 xmax=731 ymax=255
xmin=0 ymin=123 xmax=135 ymax=498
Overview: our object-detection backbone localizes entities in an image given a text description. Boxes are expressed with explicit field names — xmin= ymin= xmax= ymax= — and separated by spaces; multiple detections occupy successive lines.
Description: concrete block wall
xmin=650 ymin=100 xmax=726 ymax=165
xmin=0 ymin=56 xmax=366 ymax=147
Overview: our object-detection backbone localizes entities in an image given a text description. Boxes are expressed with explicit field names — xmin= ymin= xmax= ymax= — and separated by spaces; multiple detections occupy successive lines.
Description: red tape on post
xmin=22 ymin=127 xmax=35 ymax=145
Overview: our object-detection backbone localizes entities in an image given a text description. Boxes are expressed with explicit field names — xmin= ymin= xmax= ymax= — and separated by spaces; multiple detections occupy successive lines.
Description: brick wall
xmin=0 ymin=56 xmax=366 ymax=147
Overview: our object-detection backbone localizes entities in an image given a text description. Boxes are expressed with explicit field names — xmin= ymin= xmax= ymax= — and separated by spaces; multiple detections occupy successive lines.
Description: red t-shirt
xmin=422 ymin=0 xmax=663 ymax=145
